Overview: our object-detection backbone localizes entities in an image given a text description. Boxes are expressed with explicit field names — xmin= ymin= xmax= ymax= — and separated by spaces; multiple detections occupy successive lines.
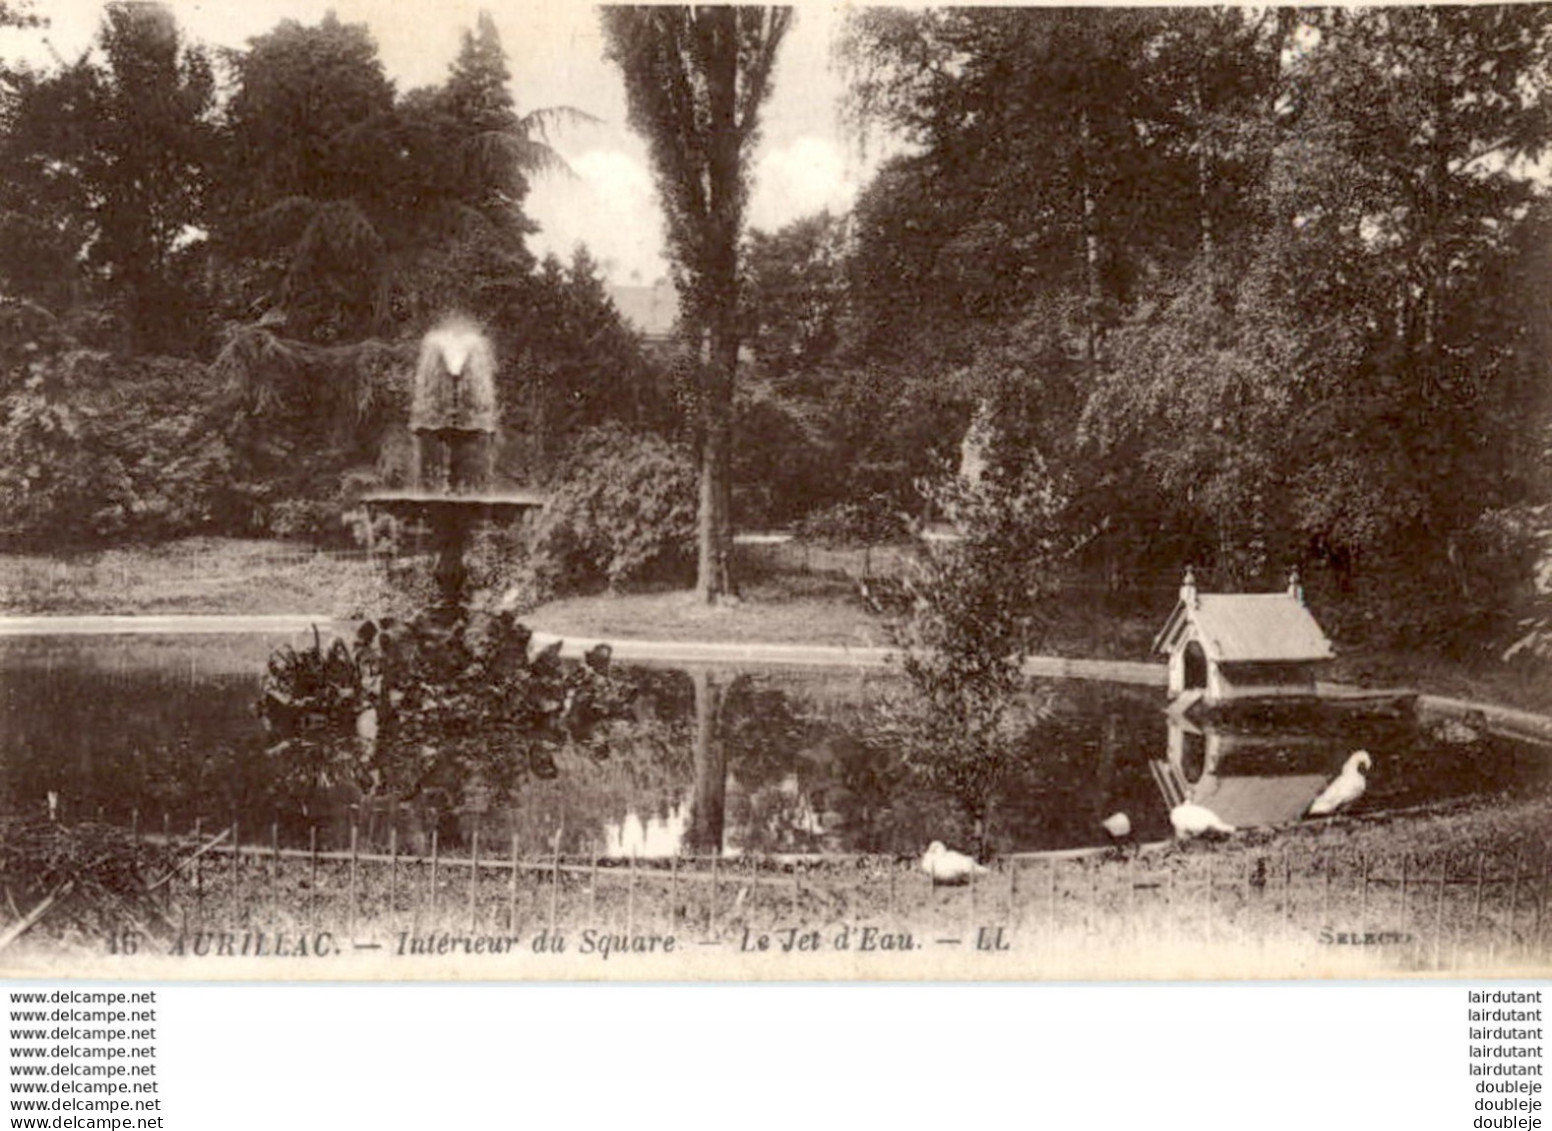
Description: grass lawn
xmin=525 ymin=574 xmax=890 ymax=648
xmin=0 ymin=538 xmax=390 ymax=618
xmin=3 ymin=536 xmax=1550 ymax=716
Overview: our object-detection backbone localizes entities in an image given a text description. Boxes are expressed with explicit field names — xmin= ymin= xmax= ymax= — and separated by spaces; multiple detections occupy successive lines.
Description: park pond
xmin=0 ymin=631 xmax=1546 ymax=861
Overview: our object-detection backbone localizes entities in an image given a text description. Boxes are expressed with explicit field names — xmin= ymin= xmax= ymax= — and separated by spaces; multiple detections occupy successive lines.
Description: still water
xmin=0 ymin=633 xmax=1544 ymax=857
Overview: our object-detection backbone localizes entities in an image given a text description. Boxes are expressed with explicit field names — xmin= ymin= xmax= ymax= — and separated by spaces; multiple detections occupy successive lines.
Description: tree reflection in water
xmin=7 ymin=634 xmax=1541 ymax=858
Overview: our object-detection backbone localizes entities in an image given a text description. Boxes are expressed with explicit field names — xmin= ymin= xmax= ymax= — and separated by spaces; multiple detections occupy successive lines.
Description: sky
xmin=0 ymin=0 xmax=881 ymax=285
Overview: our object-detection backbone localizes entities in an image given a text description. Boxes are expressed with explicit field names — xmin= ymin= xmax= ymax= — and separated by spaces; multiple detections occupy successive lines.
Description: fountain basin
xmin=361 ymin=489 xmax=547 ymax=521
xmin=361 ymin=490 xmax=547 ymax=612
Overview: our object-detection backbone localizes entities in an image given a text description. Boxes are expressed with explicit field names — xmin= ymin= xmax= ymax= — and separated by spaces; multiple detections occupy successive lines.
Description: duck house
xmin=1154 ymin=569 xmax=1335 ymax=708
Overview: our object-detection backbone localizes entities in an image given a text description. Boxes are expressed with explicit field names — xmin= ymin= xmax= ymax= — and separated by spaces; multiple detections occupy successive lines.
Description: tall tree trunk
xmin=686 ymin=669 xmax=727 ymax=855
xmin=696 ymin=387 xmax=734 ymax=602
xmin=602 ymin=7 xmax=791 ymax=605
xmin=696 ymin=11 xmax=743 ymax=605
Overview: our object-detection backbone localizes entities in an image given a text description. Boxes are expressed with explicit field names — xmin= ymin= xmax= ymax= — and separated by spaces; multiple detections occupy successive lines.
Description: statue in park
xmin=410 ymin=316 xmax=497 ymax=494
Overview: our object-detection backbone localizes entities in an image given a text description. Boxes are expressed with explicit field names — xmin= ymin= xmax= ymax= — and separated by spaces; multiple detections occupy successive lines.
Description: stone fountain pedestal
xmin=362 ymin=489 xmax=546 ymax=615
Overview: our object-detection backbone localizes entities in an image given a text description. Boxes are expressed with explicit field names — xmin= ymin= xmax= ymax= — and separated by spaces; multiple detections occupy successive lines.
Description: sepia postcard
xmin=0 ymin=0 xmax=1548 ymax=983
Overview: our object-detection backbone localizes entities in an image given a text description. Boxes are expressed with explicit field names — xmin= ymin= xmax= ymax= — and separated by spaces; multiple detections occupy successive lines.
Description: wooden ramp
xmin=1149 ymin=759 xmax=1188 ymax=812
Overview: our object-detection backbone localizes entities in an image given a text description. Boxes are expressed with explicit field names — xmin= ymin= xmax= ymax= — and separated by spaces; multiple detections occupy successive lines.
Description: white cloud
xmin=749 ymin=135 xmax=854 ymax=233
xmin=527 ymin=147 xmax=667 ymax=284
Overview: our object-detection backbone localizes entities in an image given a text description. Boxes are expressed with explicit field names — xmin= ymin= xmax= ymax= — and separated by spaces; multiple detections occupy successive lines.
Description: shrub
xmin=0 ymin=299 xmax=233 ymax=549
xmin=524 ymin=424 xmax=697 ymax=598
xmin=795 ymin=496 xmax=912 ymax=549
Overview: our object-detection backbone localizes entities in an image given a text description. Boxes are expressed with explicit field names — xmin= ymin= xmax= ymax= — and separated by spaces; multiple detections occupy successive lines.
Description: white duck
xmin=1169 ymin=802 xmax=1236 ymax=839
xmin=1101 ymin=812 xmax=1132 ymax=839
xmin=1307 ymin=750 xmax=1372 ymax=817
xmin=920 ymin=841 xmax=988 ymax=885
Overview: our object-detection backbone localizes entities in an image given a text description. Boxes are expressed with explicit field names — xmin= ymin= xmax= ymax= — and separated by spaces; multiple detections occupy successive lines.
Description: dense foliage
xmin=0 ymin=3 xmax=216 ymax=352
xmin=829 ymin=8 xmax=1552 ymax=586
xmin=3 ymin=3 xmax=1550 ymax=664
xmin=258 ymin=614 xmax=637 ymax=800
xmin=520 ymin=423 xmax=698 ymax=600
xmin=0 ymin=300 xmax=231 ymax=547
xmin=730 ymin=5 xmax=1552 ymax=655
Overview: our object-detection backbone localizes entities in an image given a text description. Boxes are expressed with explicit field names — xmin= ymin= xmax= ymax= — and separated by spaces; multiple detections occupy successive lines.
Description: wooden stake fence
xmin=121 ymin=815 xmax=1550 ymax=972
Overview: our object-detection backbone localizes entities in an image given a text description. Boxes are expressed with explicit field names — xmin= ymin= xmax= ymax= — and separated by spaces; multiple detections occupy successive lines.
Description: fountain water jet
xmin=411 ymin=315 xmax=497 ymax=494
xmin=364 ymin=316 xmax=545 ymax=615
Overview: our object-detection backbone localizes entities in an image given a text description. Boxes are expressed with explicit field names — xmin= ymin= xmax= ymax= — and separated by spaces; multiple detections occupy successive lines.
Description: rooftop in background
xmin=607 ymin=280 xmax=679 ymax=341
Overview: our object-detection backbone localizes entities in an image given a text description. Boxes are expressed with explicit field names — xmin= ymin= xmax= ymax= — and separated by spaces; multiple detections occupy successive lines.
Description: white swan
xmin=1101 ymin=812 xmax=1132 ymax=839
xmin=1307 ymin=750 xmax=1372 ymax=817
xmin=920 ymin=841 xmax=987 ymax=885
xmin=1169 ymin=802 xmax=1236 ymax=839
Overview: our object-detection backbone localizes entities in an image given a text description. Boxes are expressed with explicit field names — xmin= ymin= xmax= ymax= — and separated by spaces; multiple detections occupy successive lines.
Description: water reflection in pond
xmin=0 ymin=634 xmax=1545 ymax=858
xmin=1160 ymin=716 xmax=1345 ymax=827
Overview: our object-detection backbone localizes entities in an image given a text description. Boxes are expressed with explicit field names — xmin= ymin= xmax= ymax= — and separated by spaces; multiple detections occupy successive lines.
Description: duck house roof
xmin=1154 ymin=592 xmax=1335 ymax=664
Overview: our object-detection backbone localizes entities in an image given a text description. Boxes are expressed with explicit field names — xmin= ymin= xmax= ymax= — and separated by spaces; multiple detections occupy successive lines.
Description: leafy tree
xmin=601 ymin=5 xmax=794 ymax=602
xmin=0 ymin=2 xmax=216 ymax=351
xmin=881 ymin=460 xmax=1070 ymax=848
xmin=207 ymin=12 xmax=623 ymax=531
xmin=839 ymin=4 xmax=1552 ymax=632
xmin=730 ymin=372 xmax=838 ymax=527
xmin=503 ymin=247 xmax=668 ymax=465
xmin=833 ymin=8 xmax=1259 ymax=546
xmin=389 ymin=13 xmax=593 ymax=324
xmin=1285 ymin=8 xmax=1552 ymax=574
xmin=0 ymin=1 xmax=44 ymax=85
xmin=743 ymin=210 xmax=847 ymax=376
xmin=1127 ymin=8 xmax=1287 ymax=274
xmin=213 ymin=13 xmax=400 ymax=341
xmin=208 ymin=320 xmax=409 ymax=536
xmin=214 ymin=10 xmax=583 ymax=344
xmin=0 ymin=61 xmax=99 ymax=314
xmin=90 ymin=3 xmax=217 ymax=351
xmin=435 ymin=11 xmax=578 ymax=228
xmin=1082 ymin=7 xmax=1552 ymax=596
xmin=842 ymin=8 xmax=1171 ymax=366
xmin=794 ymin=496 xmax=910 ymax=549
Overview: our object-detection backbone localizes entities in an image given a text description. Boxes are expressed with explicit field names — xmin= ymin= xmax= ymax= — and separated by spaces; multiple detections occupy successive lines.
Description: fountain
xmin=362 ymin=316 xmax=546 ymax=614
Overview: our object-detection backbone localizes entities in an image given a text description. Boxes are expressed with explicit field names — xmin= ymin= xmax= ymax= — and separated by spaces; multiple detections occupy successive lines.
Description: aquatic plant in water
xmin=258 ymin=613 xmax=636 ymax=801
